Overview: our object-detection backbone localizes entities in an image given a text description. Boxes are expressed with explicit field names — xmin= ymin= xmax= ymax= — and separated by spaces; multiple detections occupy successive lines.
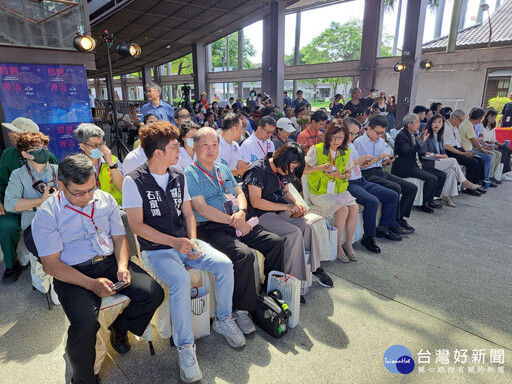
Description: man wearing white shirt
xmin=217 ymin=113 xmax=250 ymax=179
xmin=239 ymin=116 xmax=276 ymax=163
xmin=444 ymin=110 xmax=486 ymax=195
xmin=122 ymin=146 xmax=147 ymax=176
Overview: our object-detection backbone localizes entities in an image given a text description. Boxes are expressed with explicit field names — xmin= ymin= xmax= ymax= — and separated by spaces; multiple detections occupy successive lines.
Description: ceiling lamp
xmin=73 ymin=34 xmax=96 ymax=52
xmin=116 ymin=43 xmax=142 ymax=58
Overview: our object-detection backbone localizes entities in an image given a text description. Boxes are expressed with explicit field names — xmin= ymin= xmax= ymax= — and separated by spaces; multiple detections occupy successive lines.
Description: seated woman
xmin=243 ymin=142 xmax=333 ymax=292
xmin=420 ymin=115 xmax=480 ymax=207
xmin=177 ymin=120 xmax=200 ymax=171
xmin=481 ymin=110 xmax=512 ymax=181
xmin=392 ymin=113 xmax=447 ymax=213
xmin=303 ymin=120 xmax=359 ymax=263
xmin=4 ymin=131 xmax=59 ymax=304
xmin=133 ymin=113 xmax=159 ymax=149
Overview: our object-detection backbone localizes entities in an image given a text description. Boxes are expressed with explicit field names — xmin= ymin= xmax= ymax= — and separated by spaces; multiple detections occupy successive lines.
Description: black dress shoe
xmin=360 ymin=235 xmax=381 ymax=253
xmin=2 ymin=262 xmax=22 ymax=284
xmin=389 ymin=225 xmax=408 ymax=236
xmin=489 ymin=181 xmax=498 ymax=188
xmin=476 ymin=187 xmax=487 ymax=194
xmin=490 ymin=177 xmax=502 ymax=184
xmin=462 ymin=189 xmax=481 ymax=196
xmin=396 ymin=219 xmax=415 ymax=233
xmin=376 ymin=226 xmax=402 ymax=241
xmin=428 ymin=201 xmax=443 ymax=209
xmin=419 ymin=203 xmax=434 ymax=213
xmin=109 ymin=325 xmax=131 ymax=354
xmin=300 ymin=295 xmax=306 ymax=305
xmin=71 ymin=375 xmax=100 ymax=384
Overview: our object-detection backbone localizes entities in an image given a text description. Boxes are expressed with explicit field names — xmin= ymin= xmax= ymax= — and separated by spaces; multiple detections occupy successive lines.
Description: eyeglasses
xmin=84 ymin=141 xmax=106 ymax=149
xmin=28 ymin=146 xmax=49 ymax=151
xmin=331 ymin=135 xmax=345 ymax=141
xmin=177 ymin=114 xmax=191 ymax=119
xmin=263 ymin=128 xmax=276 ymax=135
xmin=65 ymin=184 xmax=97 ymax=197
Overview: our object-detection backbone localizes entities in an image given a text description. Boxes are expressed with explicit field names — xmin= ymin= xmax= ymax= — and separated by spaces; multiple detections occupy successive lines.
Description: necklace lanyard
xmin=257 ymin=140 xmax=269 ymax=156
xmin=25 ymin=163 xmax=56 ymax=186
xmin=329 ymin=150 xmax=337 ymax=167
xmin=269 ymin=163 xmax=286 ymax=191
xmin=59 ymin=192 xmax=100 ymax=233
xmin=194 ymin=161 xmax=228 ymax=193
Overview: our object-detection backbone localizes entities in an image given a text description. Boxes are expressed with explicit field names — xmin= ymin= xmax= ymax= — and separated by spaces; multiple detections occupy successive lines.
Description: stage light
xmin=393 ymin=63 xmax=406 ymax=72
xmin=73 ymin=34 xmax=96 ymax=52
xmin=420 ymin=60 xmax=433 ymax=70
xmin=116 ymin=43 xmax=142 ymax=58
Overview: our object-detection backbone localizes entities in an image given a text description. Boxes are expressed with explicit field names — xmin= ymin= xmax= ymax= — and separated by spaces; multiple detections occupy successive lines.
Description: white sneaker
xmin=213 ymin=314 xmax=246 ymax=348
xmin=233 ymin=310 xmax=256 ymax=335
xmin=501 ymin=174 xmax=512 ymax=181
xmin=177 ymin=344 xmax=202 ymax=383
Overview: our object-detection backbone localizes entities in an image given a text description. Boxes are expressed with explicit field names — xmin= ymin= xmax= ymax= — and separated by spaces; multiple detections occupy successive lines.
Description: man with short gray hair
xmin=141 ymin=83 xmax=175 ymax=125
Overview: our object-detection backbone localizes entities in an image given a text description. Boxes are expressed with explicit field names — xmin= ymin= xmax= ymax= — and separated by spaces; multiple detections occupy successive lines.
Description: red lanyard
xmin=194 ymin=161 xmax=228 ymax=193
xmin=257 ymin=140 xmax=269 ymax=156
xmin=329 ymin=150 xmax=337 ymax=166
xmin=269 ymin=163 xmax=286 ymax=191
xmin=59 ymin=192 xmax=100 ymax=232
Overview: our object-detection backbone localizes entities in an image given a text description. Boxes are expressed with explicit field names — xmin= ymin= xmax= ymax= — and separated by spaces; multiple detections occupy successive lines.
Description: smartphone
xmin=33 ymin=180 xmax=55 ymax=194
xmin=113 ymin=281 xmax=130 ymax=291
xmin=189 ymin=244 xmax=201 ymax=256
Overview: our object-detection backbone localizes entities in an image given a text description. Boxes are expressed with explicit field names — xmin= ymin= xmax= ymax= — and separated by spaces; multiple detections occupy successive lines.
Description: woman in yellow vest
xmin=74 ymin=123 xmax=123 ymax=204
xmin=304 ymin=119 xmax=359 ymax=263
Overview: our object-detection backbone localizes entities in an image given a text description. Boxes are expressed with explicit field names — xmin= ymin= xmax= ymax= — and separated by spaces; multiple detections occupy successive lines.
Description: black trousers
xmin=362 ymin=168 xmax=418 ymax=220
xmin=404 ymin=166 xmax=446 ymax=203
xmin=53 ymin=257 xmax=164 ymax=384
xmin=447 ymin=150 xmax=484 ymax=184
xmin=197 ymin=222 xmax=284 ymax=312
xmin=496 ymin=145 xmax=512 ymax=173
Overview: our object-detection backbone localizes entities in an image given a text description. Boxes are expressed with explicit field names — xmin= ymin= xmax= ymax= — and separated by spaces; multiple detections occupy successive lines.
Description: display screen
xmin=0 ymin=63 xmax=92 ymax=160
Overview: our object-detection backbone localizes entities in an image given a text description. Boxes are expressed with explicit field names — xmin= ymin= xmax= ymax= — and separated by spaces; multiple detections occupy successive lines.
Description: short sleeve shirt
xmin=296 ymin=127 xmax=322 ymax=154
xmin=217 ymin=135 xmax=241 ymax=170
xmin=122 ymin=146 xmax=147 ymax=175
xmin=32 ymin=190 xmax=126 ymax=266
xmin=184 ymin=161 xmax=238 ymax=222
xmin=239 ymin=134 xmax=275 ymax=163
xmin=458 ymin=120 xmax=476 ymax=151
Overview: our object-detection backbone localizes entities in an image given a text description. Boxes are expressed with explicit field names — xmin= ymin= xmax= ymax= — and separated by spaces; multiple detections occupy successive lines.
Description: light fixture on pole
xmin=420 ymin=60 xmax=434 ymax=70
xmin=116 ymin=43 xmax=142 ymax=58
xmin=480 ymin=3 xmax=492 ymax=48
xmin=393 ymin=63 xmax=406 ymax=72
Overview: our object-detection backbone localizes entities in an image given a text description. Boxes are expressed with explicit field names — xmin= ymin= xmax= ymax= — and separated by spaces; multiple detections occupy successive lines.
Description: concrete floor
xmin=1 ymin=182 xmax=511 ymax=383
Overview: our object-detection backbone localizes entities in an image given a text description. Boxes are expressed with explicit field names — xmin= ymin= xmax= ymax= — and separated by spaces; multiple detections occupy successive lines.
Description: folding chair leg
xmin=148 ymin=341 xmax=155 ymax=355
xmin=46 ymin=291 xmax=53 ymax=310
xmin=170 ymin=337 xmax=174 ymax=348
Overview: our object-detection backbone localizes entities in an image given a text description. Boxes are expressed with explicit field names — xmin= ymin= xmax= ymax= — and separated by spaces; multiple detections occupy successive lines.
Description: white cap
xmin=276 ymin=117 xmax=295 ymax=133
xmin=2 ymin=117 xmax=40 ymax=133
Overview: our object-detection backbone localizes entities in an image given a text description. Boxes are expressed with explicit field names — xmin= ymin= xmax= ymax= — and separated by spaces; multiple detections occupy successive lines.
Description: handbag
xmin=252 ymin=291 xmax=290 ymax=339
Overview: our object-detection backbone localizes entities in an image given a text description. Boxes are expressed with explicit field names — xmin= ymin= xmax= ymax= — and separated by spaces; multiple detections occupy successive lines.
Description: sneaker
xmin=177 ymin=344 xmax=202 ymax=383
xmin=312 ymin=267 xmax=334 ymax=288
xmin=501 ymin=174 xmax=512 ymax=181
xmin=213 ymin=314 xmax=246 ymax=348
xmin=233 ymin=310 xmax=256 ymax=335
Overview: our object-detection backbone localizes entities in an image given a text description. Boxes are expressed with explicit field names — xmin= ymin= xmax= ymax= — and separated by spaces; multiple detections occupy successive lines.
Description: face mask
xmin=186 ymin=138 xmax=194 ymax=148
xmin=89 ymin=147 xmax=103 ymax=159
xmin=372 ymin=92 xmax=377 ymax=97
xmin=28 ymin=149 xmax=50 ymax=164
xmin=250 ymin=93 xmax=255 ymax=98
xmin=201 ymin=108 xmax=206 ymax=113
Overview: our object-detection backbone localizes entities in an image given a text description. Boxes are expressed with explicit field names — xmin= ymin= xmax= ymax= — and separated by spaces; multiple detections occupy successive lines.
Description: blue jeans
xmin=472 ymin=150 xmax=493 ymax=180
xmin=142 ymin=239 xmax=234 ymax=346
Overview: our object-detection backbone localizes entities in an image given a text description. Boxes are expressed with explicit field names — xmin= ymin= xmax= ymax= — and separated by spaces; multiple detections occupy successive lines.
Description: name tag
xmin=326 ymin=180 xmax=336 ymax=195
xmin=96 ymin=231 xmax=114 ymax=255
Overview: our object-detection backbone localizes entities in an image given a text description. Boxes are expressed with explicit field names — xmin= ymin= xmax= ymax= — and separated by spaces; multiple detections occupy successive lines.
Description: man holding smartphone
xmin=32 ymin=154 xmax=164 ymax=384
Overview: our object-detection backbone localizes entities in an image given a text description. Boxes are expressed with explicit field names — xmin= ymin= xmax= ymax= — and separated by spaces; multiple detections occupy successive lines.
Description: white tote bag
xmin=266 ymin=271 xmax=301 ymax=328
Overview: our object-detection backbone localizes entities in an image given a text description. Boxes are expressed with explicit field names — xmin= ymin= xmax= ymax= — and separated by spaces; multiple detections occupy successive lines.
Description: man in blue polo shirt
xmin=141 ymin=83 xmax=175 ymax=125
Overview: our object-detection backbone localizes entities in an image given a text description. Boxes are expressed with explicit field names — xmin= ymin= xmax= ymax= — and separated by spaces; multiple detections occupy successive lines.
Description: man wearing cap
xmin=216 ymin=113 xmax=251 ymax=180
xmin=0 ymin=118 xmax=58 ymax=283
xmin=272 ymin=117 xmax=296 ymax=151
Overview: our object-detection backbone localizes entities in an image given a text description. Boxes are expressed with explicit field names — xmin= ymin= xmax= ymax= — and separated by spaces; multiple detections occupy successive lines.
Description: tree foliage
xmin=211 ymin=31 xmax=256 ymax=70
xmin=171 ymin=54 xmax=193 ymax=75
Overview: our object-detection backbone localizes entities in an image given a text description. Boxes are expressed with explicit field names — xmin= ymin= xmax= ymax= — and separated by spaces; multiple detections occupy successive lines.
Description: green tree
xmin=171 ymin=54 xmax=193 ymax=75
xmin=211 ymin=31 xmax=256 ymax=70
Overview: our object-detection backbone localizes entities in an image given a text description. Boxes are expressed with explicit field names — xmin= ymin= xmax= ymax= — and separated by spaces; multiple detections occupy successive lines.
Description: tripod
xmin=102 ymin=30 xmax=129 ymax=161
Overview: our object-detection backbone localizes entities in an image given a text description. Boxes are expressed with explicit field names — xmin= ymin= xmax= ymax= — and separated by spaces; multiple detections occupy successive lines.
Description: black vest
xmin=129 ymin=164 xmax=187 ymax=251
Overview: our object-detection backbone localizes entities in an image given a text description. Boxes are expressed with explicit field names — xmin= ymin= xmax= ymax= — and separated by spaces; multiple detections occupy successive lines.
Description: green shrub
xmin=487 ymin=96 xmax=510 ymax=112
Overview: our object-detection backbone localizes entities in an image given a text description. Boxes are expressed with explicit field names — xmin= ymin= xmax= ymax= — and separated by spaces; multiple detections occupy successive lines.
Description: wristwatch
xmin=241 ymin=208 xmax=248 ymax=216
xmin=109 ymin=163 xmax=118 ymax=169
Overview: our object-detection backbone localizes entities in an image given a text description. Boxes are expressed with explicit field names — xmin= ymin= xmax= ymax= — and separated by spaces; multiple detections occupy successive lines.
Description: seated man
xmin=32 ymin=154 xmax=164 ymax=384
xmin=353 ymin=116 xmax=417 ymax=232
xmin=239 ymin=116 xmax=276 ymax=163
xmin=216 ymin=113 xmax=250 ymax=180
xmin=345 ymin=118 xmax=401 ymax=254
xmin=124 ymin=122 xmax=245 ymax=383
xmin=185 ymin=128 xmax=284 ymax=322
xmin=296 ymin=110 xmax=328 ymax=154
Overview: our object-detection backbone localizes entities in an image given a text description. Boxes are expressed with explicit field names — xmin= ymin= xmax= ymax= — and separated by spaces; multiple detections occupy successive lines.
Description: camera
xmin=181 ymin=84 xmax=191 ymax=97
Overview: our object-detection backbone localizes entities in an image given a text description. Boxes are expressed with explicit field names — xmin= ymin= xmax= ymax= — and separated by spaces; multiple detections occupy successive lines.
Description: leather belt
xmin=74 ymin=254 xmax=112 ymax=267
